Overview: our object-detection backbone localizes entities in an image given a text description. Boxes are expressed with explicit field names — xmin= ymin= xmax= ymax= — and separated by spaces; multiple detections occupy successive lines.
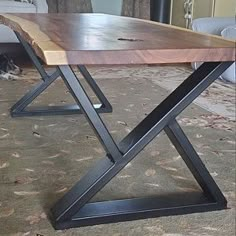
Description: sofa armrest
xmin=32 ymin=0 xmax=48 ymax=13
xmin=191 ymin=17 xmax=235 ymax=35
xmin=191 ymin=17 xmax=236 ymax=83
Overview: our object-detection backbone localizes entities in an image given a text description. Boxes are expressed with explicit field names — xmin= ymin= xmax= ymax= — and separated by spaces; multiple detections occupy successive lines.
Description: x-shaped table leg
xmin=11 ymin=32 xmax=112 ymax=117
xmin=49 ymin=61 xmax=232 ymax=230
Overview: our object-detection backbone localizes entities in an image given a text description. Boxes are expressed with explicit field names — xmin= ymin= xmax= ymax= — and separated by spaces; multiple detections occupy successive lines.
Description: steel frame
xmin=49 ymin=61 xmax=232 ymax=230
xmin=11 ymin=32 xmax=112 ymax=117
xmin=13 ymin=31 xmax=233 ymax=230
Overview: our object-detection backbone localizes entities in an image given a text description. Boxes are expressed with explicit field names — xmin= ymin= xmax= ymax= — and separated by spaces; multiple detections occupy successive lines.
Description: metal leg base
xmin=52 ymin=192 xmax=226 ymax=230
xmin=49 ymin=61 xmax=232 ymax=230
xmin=11 ymin=104 xmax=112 ymax=117
xmin=11 ymin=33 xmax=112 ymax=117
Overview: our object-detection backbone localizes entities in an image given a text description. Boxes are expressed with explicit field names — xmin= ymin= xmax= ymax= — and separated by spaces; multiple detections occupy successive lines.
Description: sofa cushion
xmin=0 ymin=1 xmax=36 ymax=13
xmin=191 ymin=17 xmax=235 ymax=83
xmin=221 ymin=25 xmax=236 ymax=39
xmin=192 ymin=17 xmax=235 ymax=36
xmin=220 ymin=26 xmax=236 ymax=83
xmin=0 ymin=25 xmax=19 ymax=42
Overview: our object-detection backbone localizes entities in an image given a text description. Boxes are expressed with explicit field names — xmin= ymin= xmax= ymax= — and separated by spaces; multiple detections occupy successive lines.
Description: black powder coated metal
xmin=11 ymin=32 xmax=112 ymax=117
xmin=58 ymin=65 xmax=122 ymax=162
xmin=49 ymin=61 xmax=232 ymax=229
xmin=12 ymin=27 xmax=233 ymax=231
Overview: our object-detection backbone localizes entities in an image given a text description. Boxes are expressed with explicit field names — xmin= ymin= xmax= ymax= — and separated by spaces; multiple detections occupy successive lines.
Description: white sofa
xmin=192 ymin=17 xmax=236 ymax=83
xmin=0 ymin=0 xmax=48 ymax=43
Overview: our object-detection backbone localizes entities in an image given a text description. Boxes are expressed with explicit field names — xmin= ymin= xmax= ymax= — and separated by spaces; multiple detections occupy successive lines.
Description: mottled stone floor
xmin=0 ymin=65 xmax=235 ymax=236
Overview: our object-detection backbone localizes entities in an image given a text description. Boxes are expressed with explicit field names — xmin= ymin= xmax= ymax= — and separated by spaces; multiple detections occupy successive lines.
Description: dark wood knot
xmin=117 ymin=38 xmax=144 ymax=42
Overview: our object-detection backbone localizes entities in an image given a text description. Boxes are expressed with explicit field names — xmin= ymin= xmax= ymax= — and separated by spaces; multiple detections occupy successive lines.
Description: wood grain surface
xmin=0 ymin=13 xmax=234 ymax=65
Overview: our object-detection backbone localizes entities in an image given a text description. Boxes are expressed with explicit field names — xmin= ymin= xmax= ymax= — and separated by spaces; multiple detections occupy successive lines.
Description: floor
xmin=0 ymin=64 xmax=235 ymax=236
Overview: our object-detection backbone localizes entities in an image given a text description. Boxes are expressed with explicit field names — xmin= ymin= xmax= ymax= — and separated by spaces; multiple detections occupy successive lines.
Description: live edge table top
xmin=0 ymin=13 xmax=235 ymax=65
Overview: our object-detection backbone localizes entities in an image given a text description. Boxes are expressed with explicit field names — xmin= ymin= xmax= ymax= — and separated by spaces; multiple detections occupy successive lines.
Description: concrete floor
xmin=0 ymin=66 xmax=235 ymax=236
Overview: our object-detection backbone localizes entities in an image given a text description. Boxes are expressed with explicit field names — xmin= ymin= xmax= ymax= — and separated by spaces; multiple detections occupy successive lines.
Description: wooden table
xmin=0 ymin=13 xmax=235 ymax=230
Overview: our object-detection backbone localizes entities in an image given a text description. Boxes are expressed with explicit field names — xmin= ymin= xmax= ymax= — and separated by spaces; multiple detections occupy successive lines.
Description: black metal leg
xmin=77 ymin=65 xmax=112 ymax=112
xmin=58 ymin=65 xmax=121 ymax=161
xmin=11 ymin=33 xmax=112 ymax=117
xmin=50 ymin=61 xmax=233 ymax=230
xmin=10 ymin=70 xmax=60 ymax=116
xmin=164 ymin=119 xmax=227 ymax=205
